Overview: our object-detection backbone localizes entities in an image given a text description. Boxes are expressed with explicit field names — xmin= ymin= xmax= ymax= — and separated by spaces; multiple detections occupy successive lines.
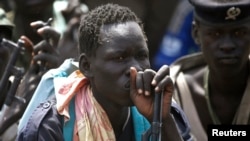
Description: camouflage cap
xmin=0 ymin=8 xmax=14 ymax=28
xmin=188 ymin=0 xmax=250 ymax=25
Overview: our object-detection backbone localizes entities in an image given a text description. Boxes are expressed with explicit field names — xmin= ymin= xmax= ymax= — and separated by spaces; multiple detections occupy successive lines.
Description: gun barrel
xmin=141 ymin=92 xmax=163 ymax=141
xmin=0 ymin=39 xmax=24 ymax=108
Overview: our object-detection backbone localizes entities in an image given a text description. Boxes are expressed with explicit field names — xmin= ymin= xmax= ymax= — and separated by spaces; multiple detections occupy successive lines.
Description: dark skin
xmin=0 ymin=21 xmax=61 ymax=134
xmin=15 ymin=21 xmax=60 ymax=101
xmin=79 ymin=21 xmax=183 ymax=140
xmin=184 ymin=20 xmax=250 ymax=130
xmin=12 ymin=0 xmax=55 ymax=70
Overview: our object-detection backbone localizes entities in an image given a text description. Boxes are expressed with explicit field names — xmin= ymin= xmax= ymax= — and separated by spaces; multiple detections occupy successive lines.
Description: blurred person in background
xmin=0 ymin=1 xmax=88 ymax=140
xmin=0 ymin=7 xmax=61 ymax=140
xmin=170 ymin=0 xmax=250 ymax=140
xmin=153 ymin=0 xmax=200 ymax=70
xmin=0 ymin=7 xmax=15 ymax=110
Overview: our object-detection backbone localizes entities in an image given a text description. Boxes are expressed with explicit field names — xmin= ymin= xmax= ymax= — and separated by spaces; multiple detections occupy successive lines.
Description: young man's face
xmin=88 ymin=21 xmax=150 ymax=107
xmin=193 ymin=21 xmax=250 ymax=75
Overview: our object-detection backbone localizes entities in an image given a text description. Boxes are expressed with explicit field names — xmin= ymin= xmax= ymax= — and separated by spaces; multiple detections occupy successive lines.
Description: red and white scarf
xmin=54 ymin=70 xmax=116 ymax=141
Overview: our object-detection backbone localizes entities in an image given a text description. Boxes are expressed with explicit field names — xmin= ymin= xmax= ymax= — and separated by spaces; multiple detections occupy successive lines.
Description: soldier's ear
xmin=79 ymin=53 xmax=93 ymax=78
xmin=192 ymin=20 xmax=201 ymax=45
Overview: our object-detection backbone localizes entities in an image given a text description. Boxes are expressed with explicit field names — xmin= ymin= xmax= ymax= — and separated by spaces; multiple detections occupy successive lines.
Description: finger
xmin=30 ymin=20 xmax=47 ymax=30
xmin=37 ymin=26 xmax=60 ymax=46
xmin=155 ymin=75 xmax=174 ymax=117
xmin=162 ymin=80 xmax=174 ymax=115
xmin=130 ymin=67 xmax=138 ymax=97
xmin=33 ymin=40 xmax=55 ymax=54
xmin=155 ymin=76 xmax=173 ymax=93
xmin=20 ymin=36 xmax=34 ymax=53
xmin=136 ymin=71 xmax=144 ymax=94
xmin=33 ymin=54 xmax=59 ymax=67
xmin=152 ymin=65 xmax=170 ymax=86
xmin=142 ymin=69 xmax=155 ymax=96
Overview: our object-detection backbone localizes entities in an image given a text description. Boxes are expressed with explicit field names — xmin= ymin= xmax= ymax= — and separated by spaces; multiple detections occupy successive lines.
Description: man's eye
xmin=114 ymin=56 xmax=125 ymax=61
xmin=208 ymin=31 xmax=220 ymax=37
xmin=118 ymin=56 xmax=124 ymax=60
xmin=234 ymin=30 xmax=247 ymax=37
xmin=136 ymin=53 xmax=148 ymax=60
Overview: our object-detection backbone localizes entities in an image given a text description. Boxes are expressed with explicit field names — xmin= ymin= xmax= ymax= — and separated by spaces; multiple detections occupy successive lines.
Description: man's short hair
xmin=78 ymin=3 xmax=144 ymax=57
xmin=188 ymin=0 xmax=250 ymax=25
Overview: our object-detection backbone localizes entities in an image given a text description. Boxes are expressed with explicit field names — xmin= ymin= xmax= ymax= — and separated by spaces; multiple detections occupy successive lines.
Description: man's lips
xmin=218 ymin=56 xmax=238 ymax=64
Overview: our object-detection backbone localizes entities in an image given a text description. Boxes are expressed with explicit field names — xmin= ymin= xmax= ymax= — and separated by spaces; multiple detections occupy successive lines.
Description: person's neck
xmin=93 ymin=92 xmax=130 ymax=138
xmin=104 ymin=104 xmax=130 ymax=139
xmin=209 ymin=66 xmax=249 ymax=97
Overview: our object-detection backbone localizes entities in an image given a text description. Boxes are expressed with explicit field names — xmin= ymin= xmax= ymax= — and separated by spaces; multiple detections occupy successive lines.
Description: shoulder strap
xmin=176 ymin=72 xmax=207 ymax=141
xmin=233 ymin=76 xmax=250 ymax=124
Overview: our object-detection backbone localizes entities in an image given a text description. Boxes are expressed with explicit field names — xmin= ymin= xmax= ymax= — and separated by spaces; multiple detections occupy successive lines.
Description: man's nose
xmin=125 ymin=58 xmax=143 ymax=76
xmin=219 ymin=35 xmax=236 ymax=53
xmin=130 ymin=58 xmax=143 ymax=71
